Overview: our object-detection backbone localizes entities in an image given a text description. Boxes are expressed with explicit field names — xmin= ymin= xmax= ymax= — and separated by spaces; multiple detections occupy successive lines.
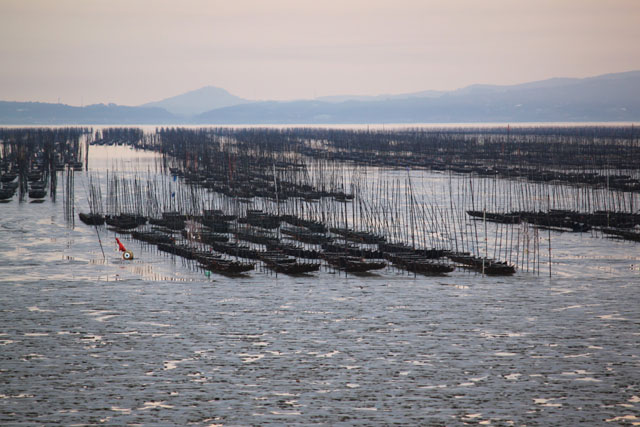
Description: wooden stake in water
xmin=548 ymin=193 xmax=552 ymax=278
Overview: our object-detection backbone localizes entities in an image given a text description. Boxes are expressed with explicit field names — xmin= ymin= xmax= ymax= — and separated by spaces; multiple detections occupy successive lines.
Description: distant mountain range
xmin=141 ymin=86 xmax=249 ymax=116
xmin=0 ymin=102 xmax=177 ymax=125
xmin=1 ymin=71 xmax=639 ymax=124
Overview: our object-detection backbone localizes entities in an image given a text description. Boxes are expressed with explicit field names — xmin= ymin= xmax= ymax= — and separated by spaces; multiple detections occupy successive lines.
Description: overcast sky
xmin=1 ymin=0 xmax=639 ymax=106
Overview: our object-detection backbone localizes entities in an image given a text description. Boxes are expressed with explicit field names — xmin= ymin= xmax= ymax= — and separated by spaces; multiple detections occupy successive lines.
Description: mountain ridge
xmin=141 ymin=86 xmax=249 ymax=116
xmin=2 ymin=70 xmax=639 ymax=124
xmin=194 ymin=71 xmax=640 ymax=124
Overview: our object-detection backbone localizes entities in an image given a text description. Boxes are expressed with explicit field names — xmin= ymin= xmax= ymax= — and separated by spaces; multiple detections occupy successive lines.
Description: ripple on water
xmin=27 ymin=306 xmax=54 ymax=313
xmin=163 ymin=358 xmax=191 ymax=370
xmin=534 ymin=398 xmax=564 ymax=407
xmin=605 ymin=415 xmax=639 ymax=423
xmin=139 ymin=401 xmax=174 ymax=410
xmin=239 ymin=353 xmax=265 ymax=363
xmin=1 ymin=180 xmax=639 ymax=425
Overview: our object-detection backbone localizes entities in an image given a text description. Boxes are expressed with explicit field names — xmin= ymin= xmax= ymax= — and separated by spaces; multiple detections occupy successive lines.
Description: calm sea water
xmin=1 ymin=144 xmax=639 ymax=425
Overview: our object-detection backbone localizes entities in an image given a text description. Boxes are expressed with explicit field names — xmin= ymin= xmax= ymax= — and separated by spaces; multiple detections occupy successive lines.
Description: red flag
xmin=115 ymin=237 xmax=127 ymax=252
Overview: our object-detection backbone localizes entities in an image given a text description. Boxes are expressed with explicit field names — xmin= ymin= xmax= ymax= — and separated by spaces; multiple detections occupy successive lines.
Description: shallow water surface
xmin=0 ymin=146 xmax=639 ymax=425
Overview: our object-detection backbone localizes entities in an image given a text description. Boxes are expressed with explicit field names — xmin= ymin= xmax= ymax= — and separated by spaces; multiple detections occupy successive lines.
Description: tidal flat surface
xmin=1 ymin=200 xmax=639 ymax=425
xmin=0 ymin=145 xmax=638 ymax=425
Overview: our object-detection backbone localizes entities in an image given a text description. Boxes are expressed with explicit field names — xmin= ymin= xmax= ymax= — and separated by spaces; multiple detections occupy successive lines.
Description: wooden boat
xmin=0 ymin=187 xmax=16 ymax=200
xmin=0 ymin=173 xmax=17 ymax=183
xmin=157 ymin=242 xmax=197 ymax=260
xmin=131 ymin=230 xmax=174 ymax=245
xmin=2 ymin=181 xmax=18 ymax=191
xmin=601 ymin=227 xmax=640 ymax=242
xmin=385 ymin=253 xmax=454 ymax=274
xmin=182 ymin=230 xmax=229 ymax=244
xmin=78 ymin=212 xmax=105 ymax=226
xmin=234 ymin=230 xmax=279 ymax=246
xmin=28 ymin=188 xmax=46 ymax=199
xmin=378 ymin=242 xmax=446 ymax=259
xmin=260 ymin=253 xmax=320 ymax=275
xmin=466 ymin=210 xmax=521 ymax=224
xmin=329 ymin=227 xmax=386 ymax=244
xmin=280 ymin=214 xmax=326 ymax=232
xmin=323 ymin=253 xmax=386 ymax=273
xmin=265 ymin=241 xmax=322 ymax=259
xmin=513 ymin=211 xmax=591 ymax=232
xmin=195 ymin=217 xmax=231 ymax=232
xmin=281 ymin=227 xmax=331 ymax=244
xmin=197 ymin=253 xmax=254 ymax=275
xmin=149 ymin=217 xmax=185 ymax=230
xmin=209 ymin=241 xmax=260 ymax=260
xmin=203 ymin=209 xmax=237 ymax=222
xmin=149 ymin=211 xmax=185 ymax=230
xmin=30 ymin=181 xmax=47 ymax=190
xmin=237 ymin=210 xmax=281 ymax=229
xmin=322 ymin=242 xmax=383 ymax=259
xmin=482 ymin=261 xmax=517 ymax=275
xmin=27 ymin=171 xmax=42 ymax=182
xmin=447 ymin=252 xmax=516 ymax=275
xmin=105 ymin=214 xmax=146 ymax=230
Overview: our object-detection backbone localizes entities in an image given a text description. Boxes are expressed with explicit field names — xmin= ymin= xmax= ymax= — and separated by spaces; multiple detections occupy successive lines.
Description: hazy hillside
xmin=141 ymin=86 xmax=249 ymax=116
xmin=0 ymin=102 xmax=177 ymax=125
xmin=2 ymin=71 xmax=639 ymax=124
xmin=195 ymin=71 xmax=640 ymax=124
xmin=316 ymin=90 xmax=444 ymax=103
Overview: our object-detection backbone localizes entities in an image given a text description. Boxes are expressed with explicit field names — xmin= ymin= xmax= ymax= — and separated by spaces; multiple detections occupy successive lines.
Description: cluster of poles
xmin=0 ymin=127 xmax=89 ymax=204
xmin=2 ymin=125 xmax=637 ymax=278
xmin=74 ymin=125 xmax=638 ymax=278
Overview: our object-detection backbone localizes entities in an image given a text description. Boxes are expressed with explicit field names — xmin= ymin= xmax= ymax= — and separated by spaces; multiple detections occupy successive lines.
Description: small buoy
xmin=123 ymin=250 xmax=134 ymax=260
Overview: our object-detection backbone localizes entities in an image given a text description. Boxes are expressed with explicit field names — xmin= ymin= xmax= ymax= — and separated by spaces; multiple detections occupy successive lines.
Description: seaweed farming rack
xmin=2 ymin=125 xmax=638 ymax=278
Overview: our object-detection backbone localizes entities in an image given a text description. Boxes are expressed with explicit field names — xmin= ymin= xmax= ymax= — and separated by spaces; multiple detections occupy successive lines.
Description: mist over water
xmin=0 ymin=131 xmax=639 ymax=425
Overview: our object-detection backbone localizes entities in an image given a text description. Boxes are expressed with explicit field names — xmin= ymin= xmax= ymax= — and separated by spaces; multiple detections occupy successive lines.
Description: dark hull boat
xmin=131 ymin=230 xmax=174 ymax=245
xmin=466 ymin=210 xmax=521 ymax=224
xmin=197 ymin=254 xmax=255 ymax=275
xmin=281 ymin=227 xmax=331 ymax=244
xmin=28 ymin=189 xmax=47 ymax=199
xmin=378 ymin=242 xmax=446 ymax=259
xmin=323 ymin=253 xmax=386 ymax=273
xmin=2 ymin=181 xmax=19 ymax=191
xmin=515 ymin=211 xmax=591 ymax=232
xmin=322 ymin=242 xmax=383 ymax=259
xmin=0 ymin=187 xmax=16 ymax=200
xmin=182 ymin=230 xmax=229 ymax=244
xmin=384 ymin=253 xmax=454 ymax=275
xmin=149 ymin=211 xmax=186 ymax=230
xmin=447 ymin=252 xmax=516 ymax=275
xmin=203 ymin=209 xmax=237 ymax=222
xmin=195 ymin=218 xmax=231 ymax=233
xmin=0 ymin=173 xmax=17 ymax=183
xmin=149 ymin=217 xmax=185 ymax=230
xmin=280 ymin=214 xmax=327 ymax=233
xmin=329 ymin=228 xmax=386 ymax=244
xmin=260 ymin=254 xmax=321 ymax=275
xmin=601 ymin=227 xmax=640 ymax=242
xmin=238 ymin=210 xmax=281 ymax=229
xmin=157 ymin=242 xmax=198 ymax=260
xmin=209 ymin=241 xmax=261 ymax=260
xmin=265 ymin=241 xmax=322 ymax=259
xmin=105 ymin=214 xmax=147 ymax=230
xmin=78 ymin=212 xmax=105 ymax=226
xmin=234 ymin=230 xmax=279 ymax=246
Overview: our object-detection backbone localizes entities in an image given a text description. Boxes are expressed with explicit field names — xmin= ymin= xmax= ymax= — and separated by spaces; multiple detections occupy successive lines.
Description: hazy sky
xmin=1 ymin=0 xmax=640 ymax=106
